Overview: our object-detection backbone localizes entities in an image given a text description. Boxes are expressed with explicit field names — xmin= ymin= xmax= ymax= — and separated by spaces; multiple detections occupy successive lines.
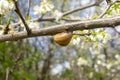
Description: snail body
xmin=54 ymin=31 xmax=72 ymax=46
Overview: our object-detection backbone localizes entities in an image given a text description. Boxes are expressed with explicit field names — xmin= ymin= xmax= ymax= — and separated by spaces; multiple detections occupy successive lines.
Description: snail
xmin=54 ymin=31 xmax=91 ymax=46
xmin=54 ymin=31 xmax=72 ymax=46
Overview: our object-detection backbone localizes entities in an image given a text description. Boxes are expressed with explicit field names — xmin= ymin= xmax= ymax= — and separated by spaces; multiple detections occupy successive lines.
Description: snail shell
xmin=54 ymin=31 xmax=72 ymax=46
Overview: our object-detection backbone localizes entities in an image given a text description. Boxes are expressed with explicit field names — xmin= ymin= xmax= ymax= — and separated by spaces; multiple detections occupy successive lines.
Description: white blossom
xmin=0 ymin=0 xmax=15 ymax=15
xmin=97 ymin=60 xmax=102 ymax=65
xmin=20 ymin=22 xmax=39 ymax=31
xmin=106 ymin=63 xmax=112 ymax=70
xmin=53 ymin=10 xmax=63 ymax=21
xmin=94 ymin=64 xmax=99 ymax=72
xmin=77 ymin=57 xmax=88 ymax=66
xmin=34 ymin=0 xmax=54 ymax=14
xmin=28 ymin=22 xmax=39 ymax=30
xmin=72 ymin=37 xmax=80 ymax=45
xmin=97 ymin=54 xmax=105 ymax=60
xmin=115 ymin=54 xmax=120 ymax=60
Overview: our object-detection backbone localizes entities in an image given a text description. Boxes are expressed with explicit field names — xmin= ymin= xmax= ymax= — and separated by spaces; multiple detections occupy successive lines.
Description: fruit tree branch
xmin=0 ymin=16 xmax=120 ymax=42
xmin=13 ymin=0 xmax=31 ymax=35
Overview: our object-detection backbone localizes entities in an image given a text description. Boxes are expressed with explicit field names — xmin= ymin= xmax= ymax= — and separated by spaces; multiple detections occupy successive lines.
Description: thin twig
xmin=63 ymin=3 xmax=97 ymax=16
xmin=73 ymin=33 xmax=91 ymax=36
xmin=5 ymin=68 xmax=9 ymax=80
xmin=3 ymin=22 xmax=10 ymax=35
xmin=62 ymin=18 xmax=81 ymax=22
xmin=98 ymin=4 xmax=112 ymax=18
xmin=26 ymin=0 xmax=31 ymax=16
xmin=40 ymin=46 xmax=54 ymax=80
xmin=9 ymin=40 xmax=23 ymax=73
xmin=13 ymin=0 xmax=31 ymax=35
xmin=98 ymin=0 xmax=120 ymax=18
xmin=60 ymin=0 xmax=66 ymax=12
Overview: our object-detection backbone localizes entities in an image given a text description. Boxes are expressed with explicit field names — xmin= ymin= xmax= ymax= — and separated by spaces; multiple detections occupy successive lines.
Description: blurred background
xmin=1 ymin=0 xmax=120 ymax=80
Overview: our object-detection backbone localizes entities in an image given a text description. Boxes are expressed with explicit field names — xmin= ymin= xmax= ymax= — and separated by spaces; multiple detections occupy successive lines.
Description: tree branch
xmin=0 ymin=16 xmax=120 ymax=42
xmin=26 ymin=0 xmax=31 ymax=16
xmin=5 ymin=68 xmax=10 ymax=80
xmin=62 ymin=2 xmax=97 ymax=16
xmin=98 ymin=0 xmax=120 ymax=18
xmin=33 ymin=2 xmax=98 ymax=22
xmin=13 ymin=0 xmax=31 ymax=35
